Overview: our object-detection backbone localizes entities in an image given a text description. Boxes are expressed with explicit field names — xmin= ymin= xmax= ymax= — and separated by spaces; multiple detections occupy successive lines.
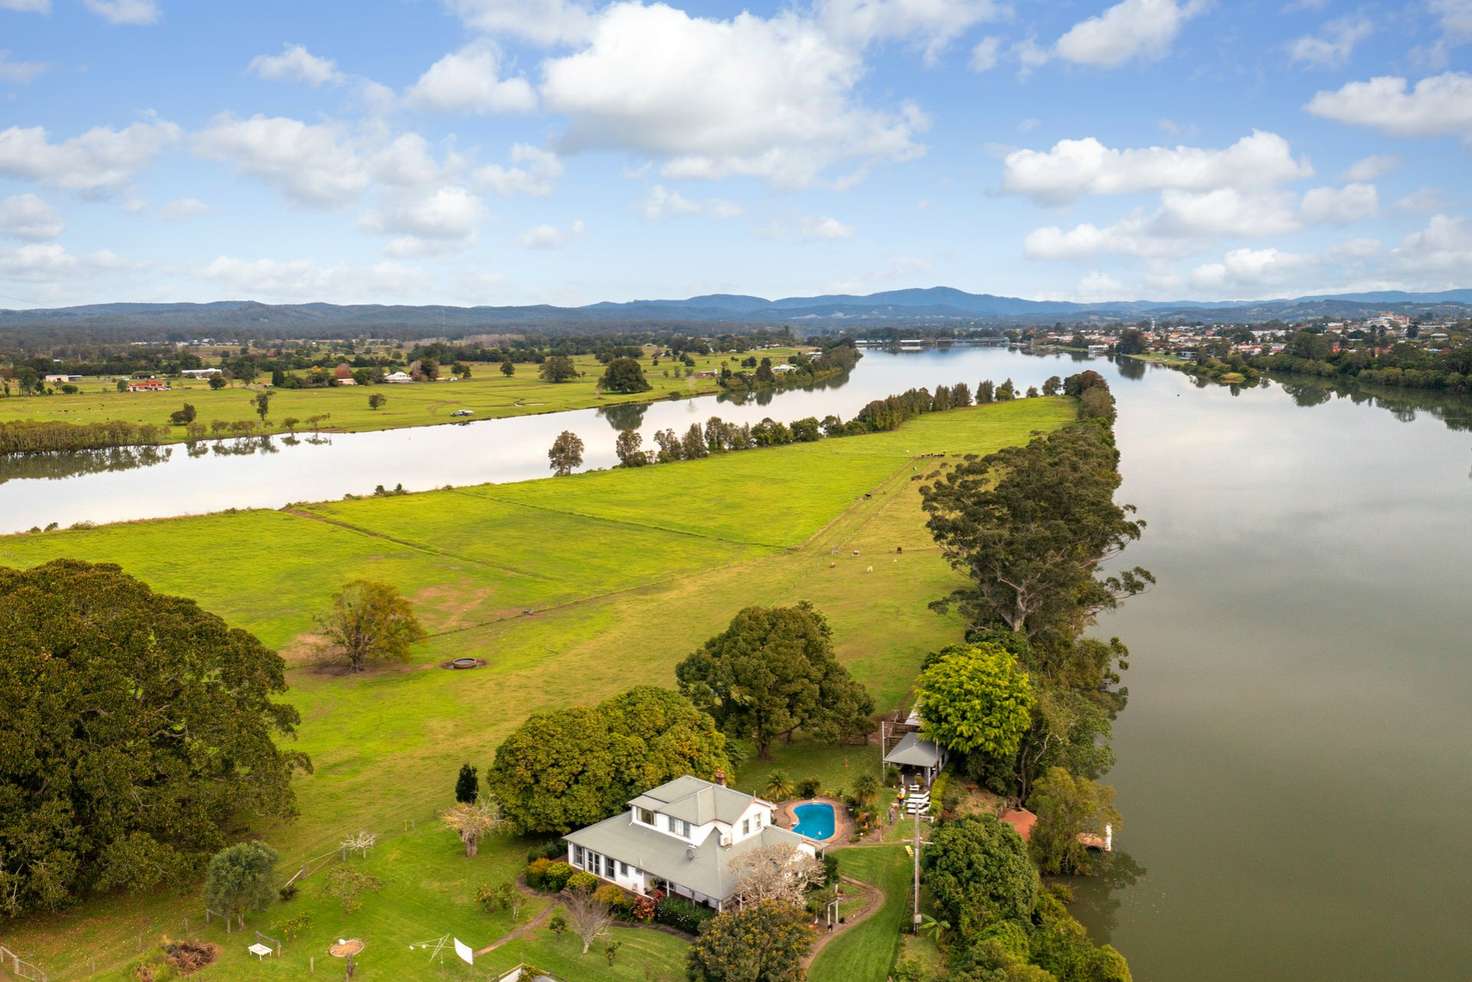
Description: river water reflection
xmin=3 ymin=348 xmax=1471 ymax=979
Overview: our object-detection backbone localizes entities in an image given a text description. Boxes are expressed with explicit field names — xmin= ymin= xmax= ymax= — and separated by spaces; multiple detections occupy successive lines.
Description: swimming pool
xmin=792 ymin=802 xmax=836 ymax=841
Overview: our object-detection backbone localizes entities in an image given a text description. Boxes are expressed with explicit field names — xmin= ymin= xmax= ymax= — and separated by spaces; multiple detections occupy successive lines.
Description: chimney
xmin=714 ymin=770 xmax=727 ymax=787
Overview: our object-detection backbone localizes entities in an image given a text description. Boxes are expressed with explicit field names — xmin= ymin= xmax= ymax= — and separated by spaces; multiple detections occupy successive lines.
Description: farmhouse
xmin=127 ymin=379 xmax=169 ymax=392
xmin=180 ymin=368 xmax=222 ymax=378
xmin=383 ymin=371 xmax=414 ymax=384
xmin=44 ymin=374 xmax=82 ymax=384
xmin=563 ymin=775 xmax=818 ymax=911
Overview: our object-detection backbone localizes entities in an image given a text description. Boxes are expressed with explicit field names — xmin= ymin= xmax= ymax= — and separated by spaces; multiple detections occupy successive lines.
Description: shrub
xmin=526 ymin=839 xmax=566 ymax=863
xmin=524 ymin=858 xmax=552 ymax=890
xmin=630 ymin=894 xmax=656 ymax=922
xmin=655 ymin=894 xmax=715 ymax=934
xmin=797 ymin=777 xmax=822 ymax=798
xmin=543 ymin=861 xmax=573 ymax=891
xmin=277 ymin=883 xmax=297 ymax=902
xmin=823 ymin=854 xmax=840 ymax=886
xmin=593 ymin=883 xmax=632 ymax=917
xmin=271 ymin=914 xmax=311 ymax=941
xmin=566 ymin=870 xmax=598 ymax=894
xmin=549 ymin=912 xmax=567 ymax=936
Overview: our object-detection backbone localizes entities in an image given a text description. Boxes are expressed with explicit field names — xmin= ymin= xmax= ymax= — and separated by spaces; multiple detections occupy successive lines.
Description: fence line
xmin=0 ymin=942 xmax=48 ymax=982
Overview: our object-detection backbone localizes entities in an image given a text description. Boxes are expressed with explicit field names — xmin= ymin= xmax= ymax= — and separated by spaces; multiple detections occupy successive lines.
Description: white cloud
xmin=1054 ymin=0 xmax=1205 ymax=68
xmin=1306 ymin=72 xmax=1472 ymax=137
xmin=1300 ymin=183 xmax=1378 ymax=224
xmin=370 ymin=133 xmax=443 ymax=188
xmin=539 ymin=3 xmax=923 ymax=187
xmin=969 ymin=36 xmax=1002 ymax=72
xmin=1394 ymin=213 xmax=1472 ymax=272
xmin=817 ymin=0 xmax=1008 ymax=62
xmin=0 ymin=0 xmax=49 ymax=12
xmin=1344 ymin=153 xmax=1398 ymax=181
xmin=0 ymin=244 xmax=142 ymax=282
xmin=1430 ymin=0 xmax=1472 ymax=42
xmin=193 ymin=115 xmax=369 ymax=207
xmin=362 ymin=186 xmax=485 ymax=249
xmin=1002 ymin=131 xmax=1312 ymax=204
xmin=444 ymin=0 xmax=595 ymax=45
xmin=0 ymin=121 xmax=180 ymax=195
xmin=83 ymin=0 xmax=159 ymax=25
xmin=476 ymin=144 xmax=563 ymax=197
xmin=1190 ymin=247 xmax=1311 ymax=290
xmin=0 ymin=51 xmax=47 ymax=84
xmin=1012 ymin=37 xmax=1051 ymax=74
xmin=520 ymin=219 xmax=585 ymax=249
xmin=642 ymin=184 xmax=741 ymax=220
xmin=248 ymin=44 xmax=344 ymax=86
xmin=0 ymin=193 xmax=62 ymax=240
xmin=1289 ymin=15 xmax=1372 ymax=67
xmin=200 ymin=256 xmax=430 ymax=304
xmin=159 ymin=196 xmax=207 ymax=219
xmin=407 ymin=44 xmax=536 ymax=114
xmin=1025 ymin=189 xmax=1301 ymax=260
xmin=764 ymin=215 xmax=855 ymax=240
xmin=1396 ymin=187 xmax=1445 ymax=212
xmin=1330 ymin=237 xmax=1381 ymax=258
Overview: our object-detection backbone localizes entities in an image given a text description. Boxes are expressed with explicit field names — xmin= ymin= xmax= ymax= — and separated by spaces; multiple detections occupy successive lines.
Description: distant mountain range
xmin=3 ymin=286 xmax=1470 ymax=340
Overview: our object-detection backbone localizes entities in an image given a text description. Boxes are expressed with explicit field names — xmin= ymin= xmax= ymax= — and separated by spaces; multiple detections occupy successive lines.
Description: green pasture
xmin=0 ymin=398 xmax=1071 ymax=980
xmin=809 ymin=846 xmax=915 ymax=982
xmin=0 ymin=347 xmax=803 ymax=442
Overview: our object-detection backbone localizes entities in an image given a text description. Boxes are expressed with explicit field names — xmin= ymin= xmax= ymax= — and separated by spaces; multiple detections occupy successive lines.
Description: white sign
xmin=453 ymin=937 xmax=474 ymax=966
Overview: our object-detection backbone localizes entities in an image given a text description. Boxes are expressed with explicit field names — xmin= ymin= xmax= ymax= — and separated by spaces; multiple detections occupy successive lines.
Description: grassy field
xmin=809 ymin=846 xmax=915 ymax=982
xmin=0 ymin=397 xmax=1073 ymax=980
xmin=0 ymin=347 xmax=804 ymax=443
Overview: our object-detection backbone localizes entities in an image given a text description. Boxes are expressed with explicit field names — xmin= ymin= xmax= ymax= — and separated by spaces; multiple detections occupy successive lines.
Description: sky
xmin=0 ymin=0 xmax=1470 ymax=308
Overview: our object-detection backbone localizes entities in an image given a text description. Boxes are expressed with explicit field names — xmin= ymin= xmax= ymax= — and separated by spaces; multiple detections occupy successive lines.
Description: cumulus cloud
xmin=1002 ymin=131 xmax=1312 ymax=204
xmin=0 ymin=51 xmax=47 ymax=84
xmin=969 ymin=36 xmax=1002 ymax=71
xmin=361 ymin=186 xmax=485 ymax=252
xmin=159 ymin=196 xmax=207 ymax=219
xmin=194 ymin=115 xmax=370 ymax=207
xmin=1306 ymin=72 xmax=1472 ymax=137
xmin=642 ymin=184 xmax=741 ymax=220
xmin=1344 ymin=153 xmax=1398 ymax=181
xmin=1300 ymin=183 xmax=1378 ymax=224
xmin=476 ymin=144 xmax=563 ymax=197
xmin=0 ymin=0 xmax=50 ymax=12
xmin=369 ymin=133 xmax=444 ymax=188
xmin=1397 ymin=187 xmax=1446 ymax=212
xmin=1190 ymin=247 xmax=1311 ymax=291
xmin=817 ymin=0 xmax=1008 ymax=62
xmin=0 ymin=120 xmax=180 ymax=195
xmin=539 ymin=3 xmax=923 ymax=187
xmin=444 ymin=0 xmax=595 ymax=45
xmin=248 ymin=44 xmax=344 ymax=86
xmin=407 ymin=44 xmax=536 ymax=114
xmin=83 ymin=0 xmax=159 ymax=25
xmin=1394 ymin=213 xmax=1472 ymax=273
xmin=200 ymin=256 xmax=430 ymax=304
xmin=0 ymin=193 xmax=62 ymax=240
xmin=1430 ymin=0 xmax=1472 ymax=42
xmin=1054 ymin=0 xmax=1205 ymax=68
xmin=0 ymin=244 xmax=143 ymax=283
xmin=521 ymin=219 xmax=585 ymax=249
xmin=1289 ymin=15 xmax=1372 ymax=67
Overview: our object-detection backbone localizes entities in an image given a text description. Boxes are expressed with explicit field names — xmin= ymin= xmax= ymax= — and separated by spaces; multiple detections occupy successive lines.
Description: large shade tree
xmin=487 ymin=686 xmax=732 ymax=834
xmin=598 ymin=357 xmax=652 ymax=394
xmin=686 ymin=901 xmax=812 ymax=982
xmin=317 ymin=579 xmax=426 ymax=672
xmin=915 ymin=643 xmax=1035 ymax=765
xmin=676 ymin=602 xmax=874 ymax=758
xmin=0 ymin=560 xmax=309 ymax=916
xmin=923 ymin=814 xmax=1039 ymax=937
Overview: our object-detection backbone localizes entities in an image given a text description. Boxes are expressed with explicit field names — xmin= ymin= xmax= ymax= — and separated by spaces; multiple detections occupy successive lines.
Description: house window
xmin=619 ymin=861 xmax=628 ymax=877
xmin=742 ymin=818 xmax=751 ymax=836
xmin=671 ymin=818 xmax=690 ymax=837
xmin=637 ymin=807 xmax=655 ymax=825
xmin=573 ymin=846 xmax=585 ymax=868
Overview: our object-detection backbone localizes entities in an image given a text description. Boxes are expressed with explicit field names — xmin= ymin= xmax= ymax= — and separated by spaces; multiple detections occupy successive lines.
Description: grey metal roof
xmin=883 ymin=731 xmax=945 ymax=768
xmin=565 ymin=816 xmax=810 ymax=901
xmin=626 ymin=775 xmax=764 ymax=827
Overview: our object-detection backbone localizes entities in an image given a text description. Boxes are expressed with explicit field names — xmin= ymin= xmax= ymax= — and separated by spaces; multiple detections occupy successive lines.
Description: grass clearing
xmin=0 ymin=348 xmax=805 ymax=443
xmin=809 ymin=845 xmax=914 ymax=982
xmin=0 ymin=398 xmax=1071 ymax=980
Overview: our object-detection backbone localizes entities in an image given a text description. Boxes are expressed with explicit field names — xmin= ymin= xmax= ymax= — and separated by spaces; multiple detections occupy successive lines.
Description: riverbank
xmin=0 ymin=398 xmax=1073 ymax=980
xmin=0 ymin=347 xmax=821 ymax=452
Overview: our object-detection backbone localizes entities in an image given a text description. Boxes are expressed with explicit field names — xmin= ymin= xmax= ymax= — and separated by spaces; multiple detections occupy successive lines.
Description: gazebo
xmin=883 ymin=731 xmax=947 ymax=787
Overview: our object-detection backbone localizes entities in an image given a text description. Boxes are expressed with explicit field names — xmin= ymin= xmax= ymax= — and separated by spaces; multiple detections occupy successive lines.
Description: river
xmin=3 ymin=347 xmax=1471 ymax=979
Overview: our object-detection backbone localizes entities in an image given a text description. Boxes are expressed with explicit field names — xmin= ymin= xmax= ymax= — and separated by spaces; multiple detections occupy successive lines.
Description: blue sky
xmin=1 ymin=0 xmax=1469 ymax=307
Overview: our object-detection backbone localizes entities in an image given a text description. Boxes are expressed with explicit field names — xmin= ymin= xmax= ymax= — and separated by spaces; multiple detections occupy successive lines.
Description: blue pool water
xmin=792 ymin=802 xmax=836 ymax=840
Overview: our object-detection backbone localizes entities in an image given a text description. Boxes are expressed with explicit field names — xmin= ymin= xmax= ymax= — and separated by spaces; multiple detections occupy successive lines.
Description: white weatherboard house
xmin=563 ymin=775 xmax=818 ymax=911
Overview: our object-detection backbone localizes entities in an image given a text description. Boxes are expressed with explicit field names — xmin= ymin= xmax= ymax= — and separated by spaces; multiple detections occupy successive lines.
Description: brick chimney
xmin=714 ymin=770 xmax=727 ymax=787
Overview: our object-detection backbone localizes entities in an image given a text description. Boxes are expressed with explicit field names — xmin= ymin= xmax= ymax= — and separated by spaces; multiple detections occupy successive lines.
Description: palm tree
xmin=853 ymin=773 xmax=880 ymax=805
xmin=764 ymin=770 xmax=794 ymax=800
xmin=917 ymin=913 xmax=950 ymax=942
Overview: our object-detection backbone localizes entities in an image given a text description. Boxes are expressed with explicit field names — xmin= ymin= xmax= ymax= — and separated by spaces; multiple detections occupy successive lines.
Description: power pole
xmin=911 ymin=802 xmax=921 ymax=932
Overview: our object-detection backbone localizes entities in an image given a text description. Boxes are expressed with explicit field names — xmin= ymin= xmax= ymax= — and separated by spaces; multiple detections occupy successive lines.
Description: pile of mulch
xmin=163 ymin=939 xmax=218 ymax=974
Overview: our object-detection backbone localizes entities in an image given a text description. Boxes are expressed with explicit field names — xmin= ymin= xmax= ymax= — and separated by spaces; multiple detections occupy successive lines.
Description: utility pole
xmin=911 ymin=801 xmax=921 ymax=933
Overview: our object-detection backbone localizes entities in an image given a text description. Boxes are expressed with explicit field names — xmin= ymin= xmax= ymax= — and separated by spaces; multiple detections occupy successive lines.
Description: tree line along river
xmin=2 ymin=347 xmax=1470 ymax=979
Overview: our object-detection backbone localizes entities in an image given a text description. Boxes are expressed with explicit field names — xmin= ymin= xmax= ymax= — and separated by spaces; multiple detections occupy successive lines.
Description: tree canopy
xmin=204 ymin=841 xmax=278 ymax=929
xmin=922 ymin=377 xmax=1151 ymax=642
xmin=539 ymin=354 xmax=578 ymax=383
xmin=317 ymin=579 xmax=426 ymax=672
xmin=686 ymin=901 xmax=812 ymax=982
xmin=916 ymin=643 xmax=1035 ymax=763
xmin=487 ymin=686 xmax=732 ymax=834
xmin=1028 ymin=767 xmax=1121 ymax=876
xmin=923 ymin=814 xmax=1039 ymax=936
xmin=548 ymin=430 xmax=585 ymax=476
xmin=675 ymin=602 xmax=874 ymax=759
xmin=0 ymin=560 xmax=308 ymax=916
xmin=598 ymin=357 xmax=652 ymax=394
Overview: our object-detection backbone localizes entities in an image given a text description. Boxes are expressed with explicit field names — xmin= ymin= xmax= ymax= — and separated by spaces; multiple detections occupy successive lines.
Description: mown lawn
xmin=0 ymin=347 xmax=804 ymax=442
xmin=809 ymin=846 xmax=915 ymax=982
xmin=0 ymin=398 xmax=1073 ymax=980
